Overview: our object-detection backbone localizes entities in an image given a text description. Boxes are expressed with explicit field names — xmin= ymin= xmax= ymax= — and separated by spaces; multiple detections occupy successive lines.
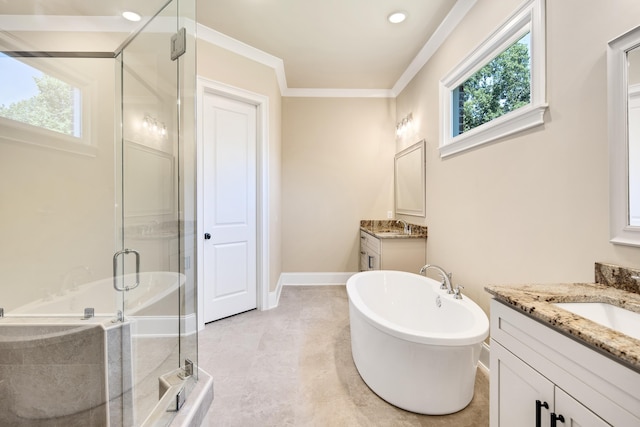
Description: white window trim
xmin=439 ymin=0 xmax=547 ymax=158
xmin=0 ymin=56 xmax=97 ymax=157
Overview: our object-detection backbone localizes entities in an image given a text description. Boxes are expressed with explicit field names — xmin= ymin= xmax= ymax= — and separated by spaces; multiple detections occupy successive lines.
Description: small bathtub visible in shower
xmin=9 ymin=271 xmax=187 ymax=336
xmin=347 ymin=270 xmax=489 ymax=415
xmin=0 ymin=317 xmax=132 ymax=426
xmin=1 ymin=271 xmax=187 ymax=426
xmin=11 ymin=271 xmax=184 ymax=315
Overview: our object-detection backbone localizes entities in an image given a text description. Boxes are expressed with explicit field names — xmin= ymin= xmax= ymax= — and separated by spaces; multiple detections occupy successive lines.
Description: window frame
xmin=0 ymin=55 xmax=96 ymax=156
xmin=439 ymin=0 xmax=547 ymax=158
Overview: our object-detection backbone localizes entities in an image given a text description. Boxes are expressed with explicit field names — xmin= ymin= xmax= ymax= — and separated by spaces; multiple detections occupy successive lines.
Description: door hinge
xmin=178 ymin=358 xmax=194 ymax=379
xmin=167 ymin=386 xmax=186 ymax=412
xmin=171 ymin=27 xmax=187 ymax=61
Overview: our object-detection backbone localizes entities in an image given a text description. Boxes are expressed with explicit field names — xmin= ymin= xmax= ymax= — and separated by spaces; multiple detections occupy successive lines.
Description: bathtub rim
xmin=0 ymin=316 xmax=125 ymax=352
xmin=7 ymin=271 xmax=185 ymax=317
xmin=346 ymin=270 xmax=489 ymax=346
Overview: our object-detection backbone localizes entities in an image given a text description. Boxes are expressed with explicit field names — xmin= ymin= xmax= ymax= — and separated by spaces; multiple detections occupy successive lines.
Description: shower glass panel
xmin=177 ymin=0 xmax=199 ymax=384
xmin=117 ymin=0 xmax=197 ymax=423
xmin=0 ymin=0 xmax=197 ymax=424
xmin=0 ymin=52 xmax=117 ymax=315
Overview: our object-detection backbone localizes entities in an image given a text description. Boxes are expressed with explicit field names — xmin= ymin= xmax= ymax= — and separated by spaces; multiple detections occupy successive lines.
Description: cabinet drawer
xmin=360 ymin=231 xmax=380 ymax=253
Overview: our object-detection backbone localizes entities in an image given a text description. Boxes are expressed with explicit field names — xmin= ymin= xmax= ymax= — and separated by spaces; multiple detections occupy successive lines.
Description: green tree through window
xmin=453 ymin=33 xmax=531 ymax=136
xmin=0 ymin=58 xmax=80 ymax=138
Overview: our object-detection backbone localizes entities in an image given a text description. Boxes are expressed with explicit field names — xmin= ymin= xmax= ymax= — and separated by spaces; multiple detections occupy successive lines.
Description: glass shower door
xmin=117 ymin=1 xmax=189 ymax=423
xmin=0 ymin=0 xmax=197 ymax=424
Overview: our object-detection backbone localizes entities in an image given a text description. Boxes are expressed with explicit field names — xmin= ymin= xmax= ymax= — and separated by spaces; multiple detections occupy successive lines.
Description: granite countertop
xmin=360 ymin=219 xmax=428 ymax=239
xmin=486 ymin=281 xmax=640 ymax=371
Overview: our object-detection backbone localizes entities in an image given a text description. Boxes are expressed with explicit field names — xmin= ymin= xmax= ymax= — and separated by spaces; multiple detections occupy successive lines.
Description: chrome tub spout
xmin=419 ymin=264 xmax=454 ymax=294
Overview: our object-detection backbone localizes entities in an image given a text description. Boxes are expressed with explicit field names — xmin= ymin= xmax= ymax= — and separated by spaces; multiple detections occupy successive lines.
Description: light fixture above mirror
xmin=396 ymin=113 xmax=413 ymax=137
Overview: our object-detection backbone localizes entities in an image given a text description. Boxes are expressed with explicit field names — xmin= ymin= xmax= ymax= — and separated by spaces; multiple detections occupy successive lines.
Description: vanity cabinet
xmin=492 ymin=341 xmax=608 ymax=426
xmin=360 ymin=231 xmax=380 ymax=271
xmin=359 ymin=230 xmax=426 ymax=273
xmin=490 ymin=300 xmax=640 ymax=427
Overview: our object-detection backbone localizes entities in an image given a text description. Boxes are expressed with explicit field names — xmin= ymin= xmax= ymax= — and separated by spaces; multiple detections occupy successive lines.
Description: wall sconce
xmin=142 ymin=114 xmax=167 ymax=137
xmin=396 ymin=113 xmax=413 ymax=137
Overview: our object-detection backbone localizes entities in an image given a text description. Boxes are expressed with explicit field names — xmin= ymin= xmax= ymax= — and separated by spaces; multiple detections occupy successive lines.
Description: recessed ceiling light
xmin=122 ymin=11 xmax=142 ymax=22
xmin=388 ymin=11 xmax=407 ymax=24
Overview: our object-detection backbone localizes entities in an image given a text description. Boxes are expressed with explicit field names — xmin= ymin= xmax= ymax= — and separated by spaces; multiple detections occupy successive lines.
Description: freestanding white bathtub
xmin=346 ymin=270 xmax=489 ymax=415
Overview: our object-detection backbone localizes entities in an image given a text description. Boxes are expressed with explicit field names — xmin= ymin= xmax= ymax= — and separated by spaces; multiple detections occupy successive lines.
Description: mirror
xmin=395 ymin=139 xmax=425 ymax=217
xmin=608 ymin=26 xmax=640 ymax=246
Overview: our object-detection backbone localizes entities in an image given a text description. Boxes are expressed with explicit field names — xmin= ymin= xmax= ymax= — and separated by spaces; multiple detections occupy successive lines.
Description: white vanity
xmin=486 ymin=274 xmax=640 ymax=427
xmin=359 ymin=220 xmax=427 ymax=273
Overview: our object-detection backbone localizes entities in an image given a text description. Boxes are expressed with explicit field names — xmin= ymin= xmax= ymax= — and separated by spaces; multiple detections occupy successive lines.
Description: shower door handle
xmin=113 ymin=249 xmax=141 ymax=292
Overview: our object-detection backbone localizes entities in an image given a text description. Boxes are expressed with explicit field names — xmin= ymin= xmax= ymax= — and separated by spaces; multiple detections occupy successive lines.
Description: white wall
xmin=281 ymin=97 xmax=396 ymax=272
xmin=396 ymin=0 xmax=640 ymax=315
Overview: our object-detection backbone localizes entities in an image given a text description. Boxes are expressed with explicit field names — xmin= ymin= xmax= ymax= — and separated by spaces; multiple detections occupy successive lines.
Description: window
xmin=0 ymin=52 xmax=94 ymax=155
xmin=453 ymin=33 xmax=531 ymax=137
xmin=439 ymin=0 xmax=546 ymax=157
xmin=0 ymin=53 xmax=82 ymax=138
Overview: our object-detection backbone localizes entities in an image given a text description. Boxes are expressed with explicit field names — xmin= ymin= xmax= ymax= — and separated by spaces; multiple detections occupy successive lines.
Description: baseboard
xmin=268 ymin=272 xmax=357 ymax=309
xmin=478 ymin=341 xmax=490 ymax=373
xmin=268 ymin=277 xmax=283 ymax=310
xmin=280 ymin=272 xmax=356 ymax=285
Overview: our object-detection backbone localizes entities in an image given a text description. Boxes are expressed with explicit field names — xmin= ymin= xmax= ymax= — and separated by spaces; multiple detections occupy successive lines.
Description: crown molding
xmin=282 ymin=88 xmax=395 ymax=98
xmin=197 ymin=24 xmax=393 ymax=98
xmin=0 ymin=0 xmax=477 ymax=99
xmin=196 ymin=23 xmax=288 ymax=93
xmin=0 ymin=15 xmax=138 ymax=32
xmin=197 ymin=0 xmax=476 ymax=98
xmin=391 ymin=0 xmax=477 ymax=96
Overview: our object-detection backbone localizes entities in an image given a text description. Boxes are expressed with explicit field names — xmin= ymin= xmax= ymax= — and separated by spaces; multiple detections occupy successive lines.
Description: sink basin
xmin=554 ymin=302 xmax=640 ymax=341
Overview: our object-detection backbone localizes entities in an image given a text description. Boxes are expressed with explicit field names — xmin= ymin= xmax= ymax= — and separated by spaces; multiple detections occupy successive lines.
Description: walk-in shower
xmin=0 ymin=1 xmax=209 ymax=425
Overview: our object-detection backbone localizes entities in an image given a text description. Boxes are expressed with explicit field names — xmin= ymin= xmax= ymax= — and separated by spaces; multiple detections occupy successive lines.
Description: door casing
xmin=196 ymin=77 xmax=270 ymax=329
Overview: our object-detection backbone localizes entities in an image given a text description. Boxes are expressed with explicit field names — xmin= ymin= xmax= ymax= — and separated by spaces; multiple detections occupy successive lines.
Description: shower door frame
xmin=115 ymin=0 xmax=198 ymax=423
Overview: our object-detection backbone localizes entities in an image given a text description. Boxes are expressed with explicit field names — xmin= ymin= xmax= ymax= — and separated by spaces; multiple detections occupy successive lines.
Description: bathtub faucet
xmin=419 ymin=265 xmax=454 ymax=294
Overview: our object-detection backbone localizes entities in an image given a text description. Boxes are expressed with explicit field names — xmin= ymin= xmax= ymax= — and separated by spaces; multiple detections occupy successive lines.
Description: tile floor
xmin=198 ymin=285 xmax=489 ymax=426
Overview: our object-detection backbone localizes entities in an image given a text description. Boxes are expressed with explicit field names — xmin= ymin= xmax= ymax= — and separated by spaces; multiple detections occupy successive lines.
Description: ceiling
xmin=196 ymin=0 xmax=458 ymax=90
xmin=0 ymin=0 xmax=465 ymax=91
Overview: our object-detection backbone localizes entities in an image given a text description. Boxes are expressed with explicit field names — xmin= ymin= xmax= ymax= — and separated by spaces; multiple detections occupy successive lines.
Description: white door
xmin=203 ymin=92 xmax=257 ymax=322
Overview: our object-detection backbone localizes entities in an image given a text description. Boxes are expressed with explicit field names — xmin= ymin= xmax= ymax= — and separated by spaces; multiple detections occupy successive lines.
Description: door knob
xmin=204 ymin=233 xmax=211 ymax=240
